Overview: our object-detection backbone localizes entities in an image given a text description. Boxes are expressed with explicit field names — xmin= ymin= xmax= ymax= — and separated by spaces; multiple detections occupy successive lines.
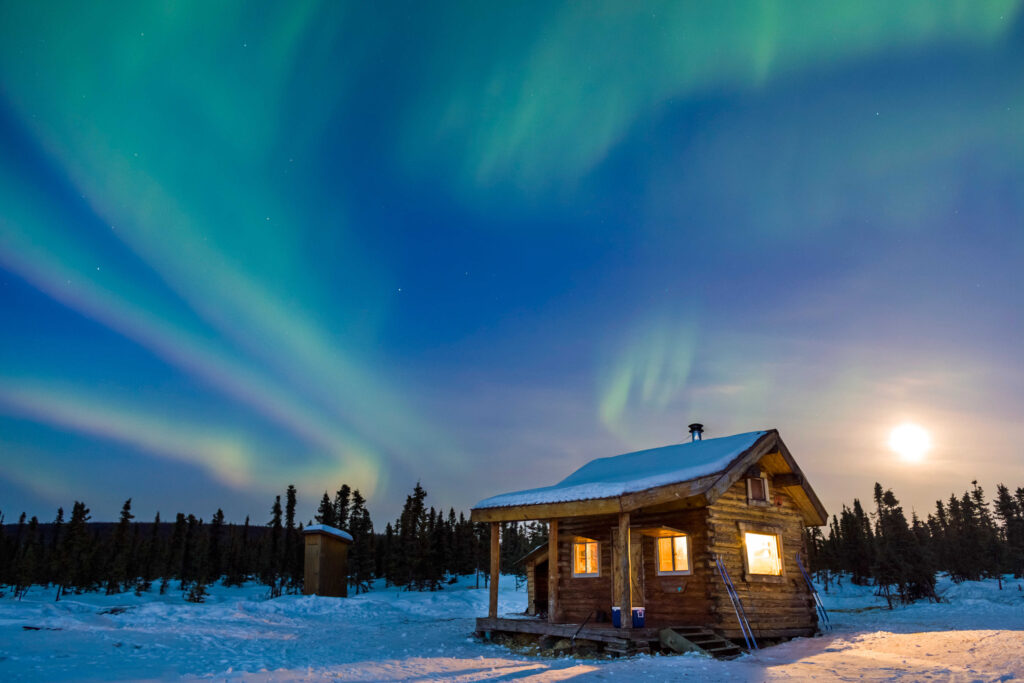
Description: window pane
xmin=745 ymin=532 xmax=781 ymax=575
xmin=586 ymin=542 xmax=598 ymax=574
xmin=672 ymin=536 xmax=689 ymax=572
xmin=749 ymin=478 xmax=765 ymax=501
xmin=657 ymin=537 xmax=673 ymax=572
xmin=574 ymin=543 xmax=586 ymax=574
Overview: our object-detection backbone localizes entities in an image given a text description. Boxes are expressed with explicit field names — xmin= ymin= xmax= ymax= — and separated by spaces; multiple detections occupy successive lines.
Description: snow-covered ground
xmin=2 ymin=574 xmax=1023 ymax=681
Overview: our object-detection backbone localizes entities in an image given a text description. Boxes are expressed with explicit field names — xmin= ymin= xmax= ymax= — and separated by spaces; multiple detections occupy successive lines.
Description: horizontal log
xmin=717 ymin=627 xmax=816 ymax=639
xmin=472 ymin=498 xmax=623 ymax=522
xmin=772 ymin=473 xmax=804 ymax=488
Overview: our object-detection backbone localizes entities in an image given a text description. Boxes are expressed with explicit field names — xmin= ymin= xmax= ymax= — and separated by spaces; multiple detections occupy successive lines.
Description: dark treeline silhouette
xmin=804 ymin=480 xmax=1024 ymax=606
xmin=0 ymin=482 xmax=546 ymax=601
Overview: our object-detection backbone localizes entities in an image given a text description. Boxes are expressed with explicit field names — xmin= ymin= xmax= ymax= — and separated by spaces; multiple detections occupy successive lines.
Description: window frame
xmin=655 ymin=533 xmax=692 ymax=576
xmin=738 ymin=521 xmax=785 ymax=583
xmin=571 ymin=539 xmax=600 ymax=578
xmin=747 ymin=475 xmax=770 ymax=505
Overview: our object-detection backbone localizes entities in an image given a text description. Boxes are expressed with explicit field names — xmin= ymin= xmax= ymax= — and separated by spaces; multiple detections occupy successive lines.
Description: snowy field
xmin=2 ymin=575 xmax=1024 ymax=681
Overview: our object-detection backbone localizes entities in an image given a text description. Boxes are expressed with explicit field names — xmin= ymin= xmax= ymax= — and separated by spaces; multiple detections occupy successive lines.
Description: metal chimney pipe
xmin=688 ymin=423 xmax=704 ymax=442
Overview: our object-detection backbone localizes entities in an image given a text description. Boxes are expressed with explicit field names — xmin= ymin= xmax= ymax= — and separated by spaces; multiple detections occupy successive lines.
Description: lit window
xmin=572 ymin=540 xmax=599 ymax=577
xmin=656 ymin=535 xmax=690 ymax=575
xmin=744 ymin=532 xmax=782 ymax=575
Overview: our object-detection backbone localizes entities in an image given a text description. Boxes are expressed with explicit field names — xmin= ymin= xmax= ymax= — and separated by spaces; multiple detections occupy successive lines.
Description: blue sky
xmin=1 ymin=1 xmax=1023 ymax=523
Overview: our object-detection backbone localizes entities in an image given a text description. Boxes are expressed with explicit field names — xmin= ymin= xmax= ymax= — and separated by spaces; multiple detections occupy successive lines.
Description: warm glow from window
xmin=573 ymin=541 xmax=598 ymax=576
xmin=745 ymin=532 xmax=781 ymax=575
xmin=657 ymin=535 xmax=689 ymax=574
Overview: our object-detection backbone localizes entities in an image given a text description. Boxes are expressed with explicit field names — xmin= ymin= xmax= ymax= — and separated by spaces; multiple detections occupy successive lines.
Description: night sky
xmin=2 ymin=2 xmax=1023 ymax=524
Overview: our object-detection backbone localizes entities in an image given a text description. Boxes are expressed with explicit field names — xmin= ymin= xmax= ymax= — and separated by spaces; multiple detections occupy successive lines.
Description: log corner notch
xmin=617 ymin=511 xmax=632 ymax=626
xmin=489 ymin=522 xmax=500 ymax=618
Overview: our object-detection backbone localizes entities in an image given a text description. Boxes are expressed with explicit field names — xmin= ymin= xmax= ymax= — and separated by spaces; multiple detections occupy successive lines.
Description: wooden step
xmin=659 ymin=627 xmax=745 ymax=660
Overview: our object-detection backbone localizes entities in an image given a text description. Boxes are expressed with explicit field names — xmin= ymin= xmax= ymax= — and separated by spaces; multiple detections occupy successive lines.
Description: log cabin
xmin=470 ymin=426 xmax=828 ymax=655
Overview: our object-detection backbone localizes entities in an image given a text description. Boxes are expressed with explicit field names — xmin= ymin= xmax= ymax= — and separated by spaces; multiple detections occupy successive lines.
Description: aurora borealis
xmin=2 ymin=2 xmax=1023 ymax=522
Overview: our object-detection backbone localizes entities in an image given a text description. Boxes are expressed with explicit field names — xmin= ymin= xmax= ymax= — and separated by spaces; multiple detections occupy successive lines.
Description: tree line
xmin=804 ymin=480 xmax=1024 ymax=605
xmin=0 ymin=481 xmax=547 ymax=601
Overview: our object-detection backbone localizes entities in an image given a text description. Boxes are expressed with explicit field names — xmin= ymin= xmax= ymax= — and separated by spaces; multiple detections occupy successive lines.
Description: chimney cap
xmin=688 ymin=423 xmax=704 ymax=441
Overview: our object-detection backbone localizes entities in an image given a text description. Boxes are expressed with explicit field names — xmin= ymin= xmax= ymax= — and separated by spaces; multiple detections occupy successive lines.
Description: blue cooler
xmin=611 ymin=606 xmax=622 ymax=628
xmin=631 ymin=607 xmax=646 ymax=628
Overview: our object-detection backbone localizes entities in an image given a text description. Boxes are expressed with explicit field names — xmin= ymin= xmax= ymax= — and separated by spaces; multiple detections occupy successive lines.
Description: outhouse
xmin=303 ymin=524 xmax=353 ymax=597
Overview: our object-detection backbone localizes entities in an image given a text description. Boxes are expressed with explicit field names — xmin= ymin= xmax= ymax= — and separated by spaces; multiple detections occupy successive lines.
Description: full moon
xmin=888 ymin=423 xmax=932 ymax=462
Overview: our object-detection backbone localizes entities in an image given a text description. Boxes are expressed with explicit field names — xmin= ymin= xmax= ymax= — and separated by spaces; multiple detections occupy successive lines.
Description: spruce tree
xmin=186 ymin=518 xmax=210 ymax=603
xmin=994 ymin=484 xmax=1024 ymax=577
xmin=284 ymin=485 xmax=301 ymax=591
xmin=872 ymin=483 xmax=935 ymax=605
xmin=381 ymin=522 xmax=396 ymax=587
xmin=0 ymin=510 xmax=8 ymax=591
xmin=48 ymin=507 xmax=65 ymax=587
xmin=315 ymin=492 xmax=336 ymax=527
xmin=63 ymin=502 xmax=92 ymax=596
xmin=14 ymin=516 xmax=41 ymax=599
xmin=162 ymin=513 xmax=186 ymax=594
xmin=106 ymin=499 xmax=134 ymax=594
xmin=135 ymin=512 xmax=162 ymax=595
xmin=348 ymin=490 xmax=376 ymax=593
xmin=208 ymin=509 xmax=225 ymax=583
xmin=181 ymin=514 xmax=200 ymax=591
xmin=262 ymin=495 xmax=284 ymax=597
xmin=223 ymin=517 xmax=249 ymax=587
xmin=334 ymin=485 xmax=351 ymax=531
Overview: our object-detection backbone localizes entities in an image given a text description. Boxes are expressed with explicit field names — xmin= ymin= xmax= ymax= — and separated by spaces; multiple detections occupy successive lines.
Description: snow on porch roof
xmin=474 ymin=430 xmax=767 ymax=510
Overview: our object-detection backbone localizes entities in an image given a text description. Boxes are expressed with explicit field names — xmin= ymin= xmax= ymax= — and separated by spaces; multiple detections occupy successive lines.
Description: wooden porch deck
xmin=476 ymin=616 xmax=746 ymax=658
xmin=477 ymin=616 xmax=664 ymax=644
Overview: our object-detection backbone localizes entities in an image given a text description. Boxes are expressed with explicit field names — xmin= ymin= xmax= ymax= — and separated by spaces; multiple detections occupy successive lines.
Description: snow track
xmin=2 ymin=575 xmax=1024 ymax=681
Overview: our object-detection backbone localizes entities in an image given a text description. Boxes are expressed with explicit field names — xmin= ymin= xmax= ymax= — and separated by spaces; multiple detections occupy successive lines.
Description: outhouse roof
xmin=303 ymin=524 xmax=353 ymax=542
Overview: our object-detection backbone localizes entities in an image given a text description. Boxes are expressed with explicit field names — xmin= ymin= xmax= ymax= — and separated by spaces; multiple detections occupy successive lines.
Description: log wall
xmin=542 ymin=465 xmax=819 ymax=636
xmin=553 ymin=507 xmax=711 ymax=624
xmin=706 ymin=474 xmax=817 ymax=637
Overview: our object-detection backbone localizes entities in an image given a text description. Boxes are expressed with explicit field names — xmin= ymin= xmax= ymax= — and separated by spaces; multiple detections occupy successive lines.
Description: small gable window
xmin=572 ymin=539 xmax=599 ymax=577
xmin=747 ymin=476 xmax=769 ymax=504
xmin=656 ymin=534 xmax=691 ymax=575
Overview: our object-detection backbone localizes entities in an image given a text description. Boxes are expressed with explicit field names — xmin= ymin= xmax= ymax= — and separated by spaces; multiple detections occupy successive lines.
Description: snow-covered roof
xmin=303 ymin=524 xmax=353 ymax=542
xmin=474 ymin=431 xmax=767 ymax=510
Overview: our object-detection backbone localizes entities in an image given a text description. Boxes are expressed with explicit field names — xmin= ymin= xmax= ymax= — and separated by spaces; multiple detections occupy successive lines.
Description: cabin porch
xmin=475 ymin=616 xmax=746 ymax=658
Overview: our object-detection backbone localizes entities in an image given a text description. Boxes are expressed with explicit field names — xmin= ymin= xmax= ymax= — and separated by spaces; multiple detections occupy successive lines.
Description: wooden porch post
xmin=617 ymin=512 xmax=632 ymax=626
xmin=489 ymin=521 xmax=500 ymax=618
xmin=548 ymin=519 xmax=559 ymax=622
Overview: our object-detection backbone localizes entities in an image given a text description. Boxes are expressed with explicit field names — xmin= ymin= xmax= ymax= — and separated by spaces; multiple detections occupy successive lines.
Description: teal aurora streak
xmin=1 ymin=1 xmax=1023 ymax=520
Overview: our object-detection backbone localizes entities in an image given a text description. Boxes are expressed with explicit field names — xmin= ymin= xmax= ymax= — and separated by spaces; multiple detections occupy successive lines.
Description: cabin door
xmin=610 ymin=529 xmax=645 ymax=608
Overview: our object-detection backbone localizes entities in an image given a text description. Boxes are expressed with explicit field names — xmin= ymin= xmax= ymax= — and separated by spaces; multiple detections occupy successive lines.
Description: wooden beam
xmin=635 ymin=525 xmax=686 ymax=538
xmin=547 ymin=519 xmax=559 ymax=623
xmin=471 ymin=497 xmax=622 ymax=523
xmin=618 ymin=474 xmax=719 ymax=512
xmin=772 ymin=473 xmax=804 ymax=488
xmin=489 ymin=522 xmax=500 ymax=618
xmin=617 ymin=511 xmax=632 ymax=626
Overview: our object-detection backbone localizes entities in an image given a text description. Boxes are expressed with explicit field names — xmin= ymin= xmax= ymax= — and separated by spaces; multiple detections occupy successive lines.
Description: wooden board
xmin=489 ymin=522 xmax=499 ymax=618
